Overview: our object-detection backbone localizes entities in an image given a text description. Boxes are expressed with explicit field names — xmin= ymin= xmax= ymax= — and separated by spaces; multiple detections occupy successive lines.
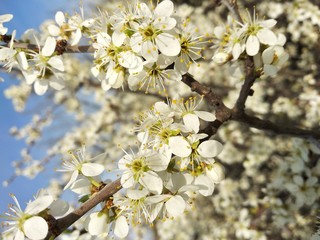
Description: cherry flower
xmin=48 ymin=11 xmax=80 ymax=45
xmin=0 ymin=14 xmax=13 ymax=35
xmin=130 ymin=0 xmax=181 ymax=61
xmin=146 ymin=173 xmax=197 ymax=219
xmin=212 ymin=16 xmax=245 ymax=63
xmin=174 ymin=21 xmax=204 ymax=74
xmin=241 ymin=10 xmax=278 ymax=56
xmin=174 ymin=133 xmax=224 ymax=171
xmin=25 ymin=36 xmax=65 ymax=95
xmin=171 ymin=97 xmax=216 ymax=133
xmin=118 ymin=143 xmax=167 ymax=194
xmin=113 ymin=188 xmax=159 ymax=231
xmin=1 ymin=194 xmax=54 ymax=240
xmin=58 ymin=145 xmax=106 ymax=190
xmin=0 ymin=30 xmax=28 ymax=72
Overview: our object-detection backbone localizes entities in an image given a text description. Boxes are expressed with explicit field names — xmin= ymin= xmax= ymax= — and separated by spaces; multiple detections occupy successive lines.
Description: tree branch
xmin=232 ymin=113 xmax=320 ymax=139
xmin=45 ymin=178 xmax=122 ymax=239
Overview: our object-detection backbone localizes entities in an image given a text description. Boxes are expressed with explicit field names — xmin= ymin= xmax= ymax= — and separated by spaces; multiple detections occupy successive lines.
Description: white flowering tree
xmin=1 ymin=0 xmax=320 ymax=239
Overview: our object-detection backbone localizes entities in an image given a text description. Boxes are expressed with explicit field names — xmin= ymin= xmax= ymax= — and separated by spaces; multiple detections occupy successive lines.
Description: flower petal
xmin=194 ymin=175 xmax=214 ymax=196
xmin=183 ymin=113 xmax=199 ymax=133
xmin=257 ymin=28 xmax=277 ymax=46
xmin=87 ymin=212 xmax=110 ymax=236
xmin=42 ymin=37 xmax=56 ymax=57
xmin=165 ymin=195 xmax=185 ymax=217
xmin=49 ymin=199 xmax=69 ymax=218
xmin=114 ymin=216 xmax=129 ymax=239
xmin=169 ymin=136 xmax=191 ymax=158
xmin=140 ymin=171 xmax=163 ymax=194
xmin=64 ymin=170 xmax=79 ymax=190
xmin=198 ymin=140 xmax=223 ymax=158
xmin=34 ymin=80 xmax=49 ymax=95
xmin=23 ymin=216 xmax=48 ymax=240
xmin=154 ymin=0 xmax=174 ymax=18
xmin=194 ymin=111 xmax=215 ymax=121
xmin=206 ymin=163 xmax=225 ymax=183
xmin=81 ymin=163 xmax=104 ymax=177
xmin=155 ymin=33 xmax=181 ymax=57
xmin=246 ymin=35 xmax=259 ymax=56
xmin=48 ymin=56 xmax=64 ymax=71
xmin=25 ymin=195 xmax=54 ymax=214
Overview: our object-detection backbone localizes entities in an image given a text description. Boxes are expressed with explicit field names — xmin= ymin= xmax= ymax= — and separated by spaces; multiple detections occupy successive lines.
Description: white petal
xmin=212 ymin=52 xmax=230 ymax=64
xmin=114 ymin=216 xmax=129 ymax=239
xmin=154 ymin=0 xmax=174 ymax=18
xmin=260 ymin=19 xmax=277 ymax=28
xmin=48 ymin=25 xmax=60 ymax=36
xmin=130 ymin=33 xmax=143 ymax=53
xmin=97 ymin=32 xmax=111 ymax=47
xmin=42 ymin=37 xmax=56 ymax=57
xmin=49 ymin=77 xmax=65 ymax=91
xmin=48 ymin=56 xmax=64 ymax=71
xmin=14 ymin=229 xmax=25 ymax=240
xmin=246 ymin=35 xmax=260 ymax=56
xmin=183 ymin=113 xmax=199 ymax=133
xmin=154 ymin=17 xmax=176 ymax=31
xmin=155 ymin=33 xmax=181 ymax=57
xmin=0 ymin=47 xmax=15 ymax=61
xmin=127 ymin=188 xmax=149 ymax=200
xmin=169 ymin=136 xmax=191 ymax=158
xmin=112 ymin=30 xmax=126 ymax=47
xmin=163 ymin=69 xmax=181 ymax=82
xmin=55 ymin=11 xmax=66 ymax=26
xmin=87 ymin=212 xmax=109 ymax=236
xmin=70 ymin=28 xmax=81 ymax=46
xmin=34 ymin=80 xmax=49 ymax=95
xmin=262 ymin=47 xmax=275 ymax=64
xmin=206 ymin=163 xmax=225 ymax=183
xmin=70 ymin=177 xmax=91 ymax=195
xmin=23 ymin=216 xmax=48 ymax=240
xmin=81 ymin=163 xmax=104 ymax=177
xmin=165 ymin=195 xmax=185 ymax=217
xmin=232 ymin=42 xmax=242 ymax=60
xmin=101 ymin=79 xmax=112 ymax=91
xmin=140 ymin=171 xmax=163 ymax=194
xmin=118 ymin=51 xmax=139 ymax=69
xmin=257 ymin=28 xmax=277 ymax=46
xmin=121 ymin=171 xmax=135 ymax=188
xmin=64 ymin=170 xmax=79 ymax=190
xmin=141 ymin=40 xmax=158 ymax=62
xmin=195 ymin=175 xmax=214 ymax=196
xmin=17 ymin=52 xmax=28 ymax=70
xmin=49 ymin=199 xmax=69 ymax=218
xmin=25 ymin=195 xmax=54 ymax=214
xmin=213 ymin=26 xmax=225 ymax=39
xmin=0 ymin=14 xmax=13 ymax=23
xmin=277 ymin=33 xmax=287 ymax=46
xmin=263 ymin=64 xmax=278 ymax=77
xmin=194 ymin=111 xmax=215 ymax=121
xmin=198 ymin=140 xmax=223 ymax=158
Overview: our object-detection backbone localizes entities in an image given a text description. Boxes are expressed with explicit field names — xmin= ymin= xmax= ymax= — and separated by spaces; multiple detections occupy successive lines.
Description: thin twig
xmin=45 ymin=178 xmax=122 ymax=239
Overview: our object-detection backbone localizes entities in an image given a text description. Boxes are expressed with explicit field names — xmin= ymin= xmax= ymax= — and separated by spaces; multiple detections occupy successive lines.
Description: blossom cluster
xmin=0 ymin=0 xmax=206 ymax=96
xmin=1 ymin=193 xmax=69 ymax=240
xmin=81 ymin=97 xmax=225 ymax=238
xmin=212 ymin=11 xmax=289 ymax=77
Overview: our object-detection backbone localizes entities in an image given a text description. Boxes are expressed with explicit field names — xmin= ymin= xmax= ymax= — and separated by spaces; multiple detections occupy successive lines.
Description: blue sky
xmin=0 ymin=0 xmax=82 ymax=215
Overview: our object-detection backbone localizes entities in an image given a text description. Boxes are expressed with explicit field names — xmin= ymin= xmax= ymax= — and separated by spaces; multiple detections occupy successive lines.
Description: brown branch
xmin=182 ymin=73 xmax=232 ymax=135
xmin=0 ymin=38 xmax=94 ymax=54
xmin=45 ymin=178 xmax=122 ymax=239
xmin=233 ymin=56 xmax=257 ymax=115
xmin=232 ymin=113 xmax=320 ymax=139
